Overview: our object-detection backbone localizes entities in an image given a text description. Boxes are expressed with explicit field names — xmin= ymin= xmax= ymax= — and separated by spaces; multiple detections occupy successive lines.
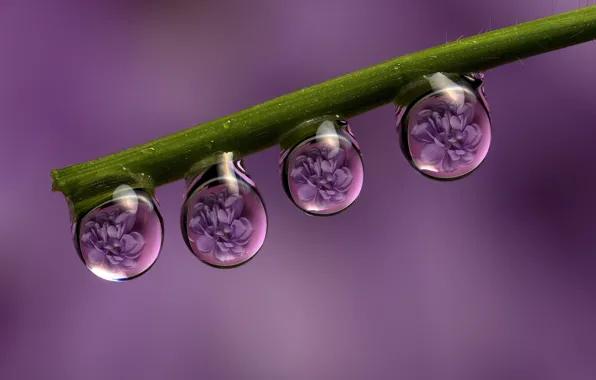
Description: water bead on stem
xmin=47 ymin=9 xmax=596 ymax=277
xmin=73 ymin=185 xmax=164 ymax=281
xmin=395 ymin=73 xmax=492 ymax=180
xmin=280 ymin=117 xmax=364 ymax=216
xmin=181 ymin=156 xmax=268 ymax=268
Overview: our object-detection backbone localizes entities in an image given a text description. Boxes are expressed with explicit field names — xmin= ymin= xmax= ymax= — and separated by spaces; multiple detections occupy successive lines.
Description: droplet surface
xmin=280 ymin=119 xmax=364 ymax=216
xmin=74 ymin=189 xmax=163 ymax=281
xmin=181 ymin=161 xmax=267 ymax=268
xmin=395 ymin=74 xmax=492 ymax=180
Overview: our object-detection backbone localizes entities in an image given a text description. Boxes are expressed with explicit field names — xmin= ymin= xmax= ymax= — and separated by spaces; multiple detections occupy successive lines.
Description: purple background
xmin=1 ymin=1 xmax=596 ymax=379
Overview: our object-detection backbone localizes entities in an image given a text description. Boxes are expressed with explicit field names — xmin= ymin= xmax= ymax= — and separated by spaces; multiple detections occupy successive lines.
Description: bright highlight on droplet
xmin=216 ymin=152 xmax=239 ymax=194
xmin=427 ymin=73 xmax=465 ymax=105
xmin=113 ymin=184 xmax=139 ymax=212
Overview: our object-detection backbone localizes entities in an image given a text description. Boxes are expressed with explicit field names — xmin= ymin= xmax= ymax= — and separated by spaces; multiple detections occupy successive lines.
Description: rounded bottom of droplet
xmin=281 ymin=121 xmax=364 ymax=216
xmin=396 ymin=81 xmax=492 ymax=181
xmin=181 ymin=175 xmax=268 ymax=269
xmin=73 ymin=189 xmax=164 ymax=282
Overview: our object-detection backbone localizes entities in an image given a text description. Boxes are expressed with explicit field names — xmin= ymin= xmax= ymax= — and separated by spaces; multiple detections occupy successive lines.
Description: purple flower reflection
xmin=290 ymin=146 xmax=353 ymax=206
xmin=411 ymin=101 xmax=483 ymax=173
xmin=80 ymin=211 xmax=145 ymax=270
xmin=189 ymin=189 xmax=254 ymax=263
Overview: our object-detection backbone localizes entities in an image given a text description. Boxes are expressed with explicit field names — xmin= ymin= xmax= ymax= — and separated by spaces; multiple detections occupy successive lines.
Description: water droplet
xmin=181 ymin=160 xmax=267 ymax=268
xmin=280 ymin=118 xmax=364 ymax=216
xmin=141 ymin=147 xmax=155 ymax=154
xmin=73 ymin=189 xmax=164 ymax=281
xmin=395 ymin=73 xmax=492 ymax=180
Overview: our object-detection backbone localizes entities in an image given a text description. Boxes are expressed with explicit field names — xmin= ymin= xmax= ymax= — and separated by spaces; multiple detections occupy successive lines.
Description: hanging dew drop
xmin=74 ymin=189 xmax=164 ymax=281
xmin=395 ymin=73 xmax=492 ymax=180
xmin=181 ymin=159 xmax=267 ymax=268
xmin=280 ymin=118 xmax=364 ymax=216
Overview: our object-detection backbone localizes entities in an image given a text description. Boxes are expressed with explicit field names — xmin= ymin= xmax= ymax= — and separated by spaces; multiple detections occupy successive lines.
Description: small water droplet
xmin=395 ymin=74 xmax=492 ymax=180
xmin=74 ymin=189 xmax=163 ymax=281
xmin=181 ymin=161 xmax=267 ymax=268
xmin=280 ymin=118 xmax=363 ymax=216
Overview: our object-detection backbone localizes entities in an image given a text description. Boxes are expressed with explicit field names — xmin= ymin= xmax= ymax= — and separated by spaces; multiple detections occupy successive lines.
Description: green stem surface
xmin=52 ymin=6 xmax=596 ymax=205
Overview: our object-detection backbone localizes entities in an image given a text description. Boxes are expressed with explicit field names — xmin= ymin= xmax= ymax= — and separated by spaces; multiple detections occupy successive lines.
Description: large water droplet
xmin=181 ymin=160 xmax=267 ymax=268
xmin=395 ymin=74 xmax=492 ymax=180
xmin=73 ymin=189 xmax=164 ymax=281
xmin=280 ymin=118 xmax=364 ymax=216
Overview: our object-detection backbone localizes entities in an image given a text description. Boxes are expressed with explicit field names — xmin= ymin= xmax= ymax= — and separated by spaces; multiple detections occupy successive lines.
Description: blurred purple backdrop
xmin=2 ymin=0 xmax=596 ymax=379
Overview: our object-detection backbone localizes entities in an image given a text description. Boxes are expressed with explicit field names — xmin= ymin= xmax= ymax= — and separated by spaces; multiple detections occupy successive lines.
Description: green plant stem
xmin=52 ymin=6 xmax=596 ymax=206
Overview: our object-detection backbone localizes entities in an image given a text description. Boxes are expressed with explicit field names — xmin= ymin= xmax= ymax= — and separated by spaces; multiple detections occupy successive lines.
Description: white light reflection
xmin=317 ymin=120 xmax=339 ymax=149
xmin=217 ymin=152 xmax=239 ymax=194
xmin=427 ymin=72 xmax=465 ymax=106
xmin=89 ymin=265 xmax=124 ymax=282
xmin=417 ymin=164 xmax=439 ymax=173
xmin=113 ymin=184 xmax=138 ymax=213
